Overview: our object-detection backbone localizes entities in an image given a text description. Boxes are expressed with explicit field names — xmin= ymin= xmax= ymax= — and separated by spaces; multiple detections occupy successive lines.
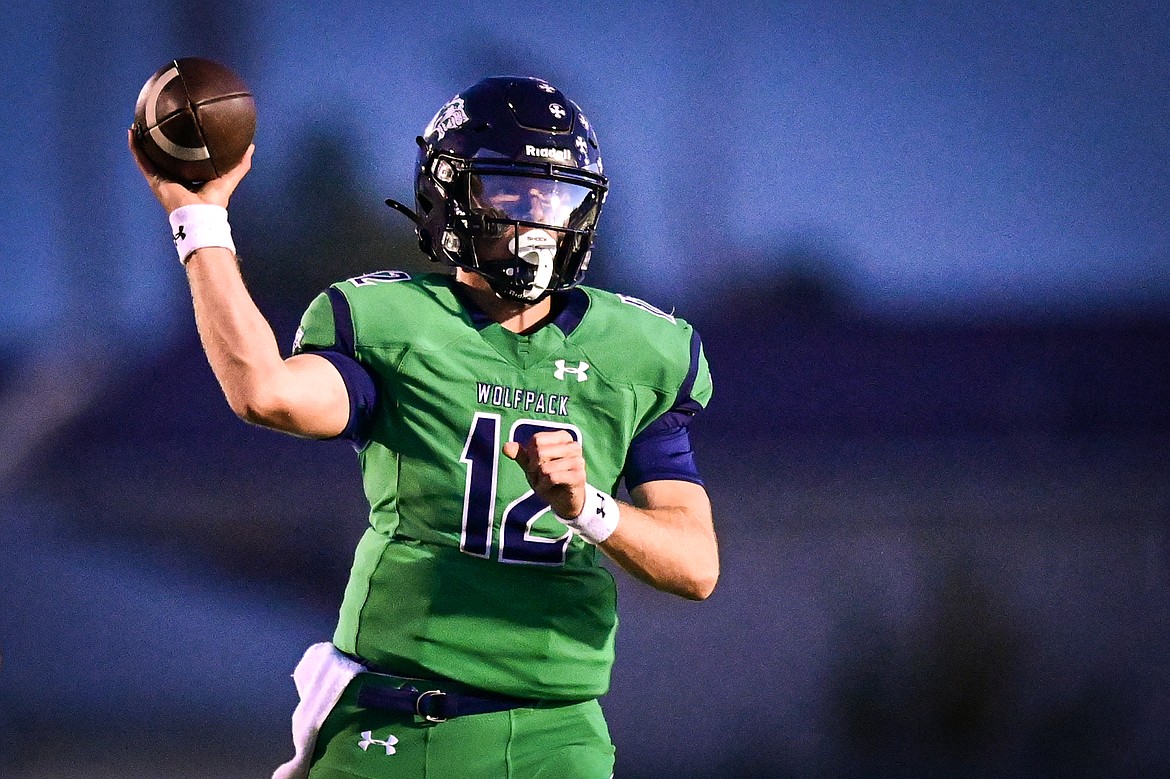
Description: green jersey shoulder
xmin=297 ymin=271 xmax=709 ymax=405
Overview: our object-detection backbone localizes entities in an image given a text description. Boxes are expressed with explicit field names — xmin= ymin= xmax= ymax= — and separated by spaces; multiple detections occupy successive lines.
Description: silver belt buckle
xmin=415 ymin=689 xmax=448 ymax=723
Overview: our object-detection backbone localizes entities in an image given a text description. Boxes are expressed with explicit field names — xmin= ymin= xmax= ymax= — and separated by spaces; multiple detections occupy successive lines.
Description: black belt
xmin=357 ymin=682 xmax=543 ymax=724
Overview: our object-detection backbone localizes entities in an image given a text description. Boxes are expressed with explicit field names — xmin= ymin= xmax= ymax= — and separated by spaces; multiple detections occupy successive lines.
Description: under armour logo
xmin=554 ymin=359 xmax=590 ymax=382
xmin=172 ymin=225 xmax=186 ymax=242
xmin=549 ymin=103 xmax=566 ymax=119
xmin=595 ymin=492 xmax=606 ymax=518
xmin=358 ymin=730 xmax=399 ymax=755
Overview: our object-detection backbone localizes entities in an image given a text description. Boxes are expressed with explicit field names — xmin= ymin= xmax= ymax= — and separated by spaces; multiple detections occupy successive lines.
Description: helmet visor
xmin=469 ymin=174 xmax=600 ymax=232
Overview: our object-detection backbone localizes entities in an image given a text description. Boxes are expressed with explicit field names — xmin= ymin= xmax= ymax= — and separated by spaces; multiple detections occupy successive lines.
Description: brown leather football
xmin=134 ymin=57 xmax=256 ymax=184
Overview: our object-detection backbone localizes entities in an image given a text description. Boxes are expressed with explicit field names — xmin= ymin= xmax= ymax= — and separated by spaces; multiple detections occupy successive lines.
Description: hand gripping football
xmin=134 ymin=57 xmax=256 ymax=184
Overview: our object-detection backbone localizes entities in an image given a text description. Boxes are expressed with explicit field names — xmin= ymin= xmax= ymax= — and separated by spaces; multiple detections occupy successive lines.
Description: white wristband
xmin=557 ymin=485 xmax=620 ymax=545
xmin=169 ymin=204 xmax=235 ymax=265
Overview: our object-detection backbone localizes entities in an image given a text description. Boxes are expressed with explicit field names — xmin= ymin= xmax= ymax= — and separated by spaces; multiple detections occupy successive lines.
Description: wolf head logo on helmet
xmin=387 ymin=77 xmax=609 ymax=304
xmin=425 ymin=97 xmax=470 ymax=141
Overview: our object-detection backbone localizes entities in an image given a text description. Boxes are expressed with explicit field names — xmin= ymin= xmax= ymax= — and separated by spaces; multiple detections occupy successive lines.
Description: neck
xmin=454 ymin=269 xmax=553 ymax=333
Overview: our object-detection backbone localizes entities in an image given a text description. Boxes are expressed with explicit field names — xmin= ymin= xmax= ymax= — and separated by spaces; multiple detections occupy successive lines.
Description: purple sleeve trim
xmin=308 ymin=350 xmax=378 ymax=448
xmin=621 ymin=328 xmax=708 ymax=489
xmin=675 ymin=328 xmax=703 ymax=408
xmin=622 ymin=412 xmax=704 ymax=489
xmin=326 ymin=286 xmax=356 ymax=356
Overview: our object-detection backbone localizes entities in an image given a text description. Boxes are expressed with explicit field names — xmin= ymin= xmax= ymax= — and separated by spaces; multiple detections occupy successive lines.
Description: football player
xmin=130 ymin=76 xmax=718 ymax=778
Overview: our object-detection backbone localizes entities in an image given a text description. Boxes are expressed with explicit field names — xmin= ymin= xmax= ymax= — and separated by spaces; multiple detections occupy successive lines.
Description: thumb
xmin=502 ymin=441 xmax=523 ymax=463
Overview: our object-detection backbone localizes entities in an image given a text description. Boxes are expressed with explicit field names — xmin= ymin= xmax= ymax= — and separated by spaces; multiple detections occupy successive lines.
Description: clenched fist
xmin=502 ymin=430 xmax=587 ymax=520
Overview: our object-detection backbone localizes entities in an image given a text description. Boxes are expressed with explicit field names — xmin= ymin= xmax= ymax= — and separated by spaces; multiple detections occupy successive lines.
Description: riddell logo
xmin=525 ymin=145 xmax=571 ymax=162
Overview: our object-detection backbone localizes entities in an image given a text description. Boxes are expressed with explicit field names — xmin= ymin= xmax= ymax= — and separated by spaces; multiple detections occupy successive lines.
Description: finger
xmin=216 ymin=144 xmax=254 ymax=189
xmin=130 ymin=127 xmax=204 ymax=212
xmin=503 ymin=441 xmax=535 ymax=475
xmin=532 ymin=446 xmax=585 ymax=476
xmin=532 ymin=440 xmax=582 ymax=466
xmin=534 ymin=447 xmax=584 ymax=470
xmin=128 ymin=127 xmax=164 ymax=181
xmin=530 ymin=430 xmax=575 ymax=448
xmin=527 ymin=433 xmax=580 ymax=454
xmin=538 ymin=462 xmax=586 ymax=488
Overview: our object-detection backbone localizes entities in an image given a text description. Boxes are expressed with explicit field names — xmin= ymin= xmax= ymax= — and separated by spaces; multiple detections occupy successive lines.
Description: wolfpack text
xmin=477 ymin=383 xmax=570 ymax=416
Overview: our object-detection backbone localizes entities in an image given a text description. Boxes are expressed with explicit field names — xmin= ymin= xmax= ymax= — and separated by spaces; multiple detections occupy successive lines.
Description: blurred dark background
xmin=1 ymin=1 xmax=1167 ymax=776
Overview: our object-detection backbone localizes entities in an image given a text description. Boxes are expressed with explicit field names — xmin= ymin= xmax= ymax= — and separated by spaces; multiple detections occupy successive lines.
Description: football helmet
xmin=388 ymin=77 xmax=608 ymax=303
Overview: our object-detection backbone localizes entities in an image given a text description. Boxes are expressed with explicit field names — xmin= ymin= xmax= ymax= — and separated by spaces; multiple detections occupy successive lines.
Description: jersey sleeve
xmin=292 ymin=287 xmax=379 ymax=446
xmin=621 ymin=328 xmax=712 ymax=488
xmin=678 ymin=327 xmax=713 ymax=412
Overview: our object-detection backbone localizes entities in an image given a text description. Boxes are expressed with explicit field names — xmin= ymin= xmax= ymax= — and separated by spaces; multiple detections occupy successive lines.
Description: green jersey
xmin=293 ymin=271 xmax=712 ymax=699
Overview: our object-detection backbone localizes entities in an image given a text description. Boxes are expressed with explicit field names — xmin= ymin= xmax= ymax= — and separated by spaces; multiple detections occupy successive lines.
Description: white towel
xmin=272 ymin=642 xmax=366 ymax=779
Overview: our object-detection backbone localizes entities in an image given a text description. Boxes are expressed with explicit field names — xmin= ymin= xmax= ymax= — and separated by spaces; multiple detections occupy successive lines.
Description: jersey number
xmin=459 ymin=413 xmax=580 ymax=566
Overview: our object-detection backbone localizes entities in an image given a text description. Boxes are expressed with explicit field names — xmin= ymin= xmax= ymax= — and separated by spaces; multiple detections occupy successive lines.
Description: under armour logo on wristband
xmin=558 ymin=484 xmax=619 ymax=545
xmin=168 ymin=204 xmax=235 ymax=265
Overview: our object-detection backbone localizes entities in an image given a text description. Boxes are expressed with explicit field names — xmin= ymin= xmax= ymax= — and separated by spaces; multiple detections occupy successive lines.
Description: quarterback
xmin=131 ymin=76 xmax=717 ymax=778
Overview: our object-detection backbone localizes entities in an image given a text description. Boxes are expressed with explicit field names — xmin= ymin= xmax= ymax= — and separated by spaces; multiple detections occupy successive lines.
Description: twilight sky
xmin=1 ymin=0 xmax=1166 ymax=352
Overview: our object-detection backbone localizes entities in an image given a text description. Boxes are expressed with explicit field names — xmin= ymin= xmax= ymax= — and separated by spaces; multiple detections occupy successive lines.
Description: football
xmin=134 ymin=57 xmax=256 ymax=184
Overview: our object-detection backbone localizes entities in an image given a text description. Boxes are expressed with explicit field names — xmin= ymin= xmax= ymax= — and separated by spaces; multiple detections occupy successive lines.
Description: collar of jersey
xmin=450 ymin=282 xmax=589 ymax=338
xmin=449 ymin=282 xmax=590 ymax=370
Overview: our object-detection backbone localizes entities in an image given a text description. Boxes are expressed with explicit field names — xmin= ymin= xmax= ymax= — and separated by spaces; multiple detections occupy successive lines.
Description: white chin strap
xmin=515 ymin=229 xmax=557 ymax=301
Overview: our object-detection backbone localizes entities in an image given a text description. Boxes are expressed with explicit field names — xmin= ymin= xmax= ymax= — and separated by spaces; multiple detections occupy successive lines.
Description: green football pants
xmin=308 ymin=674 xmax=616 ymax=778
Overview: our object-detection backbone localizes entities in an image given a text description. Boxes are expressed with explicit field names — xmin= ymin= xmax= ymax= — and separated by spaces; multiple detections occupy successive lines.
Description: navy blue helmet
xmin=390 ymin=77 xmax=608 ymax=303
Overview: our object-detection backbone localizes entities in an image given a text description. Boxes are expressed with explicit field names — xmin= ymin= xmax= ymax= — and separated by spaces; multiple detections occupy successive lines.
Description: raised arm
xmin=128 ymin=131 xmax=350 ymax=438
